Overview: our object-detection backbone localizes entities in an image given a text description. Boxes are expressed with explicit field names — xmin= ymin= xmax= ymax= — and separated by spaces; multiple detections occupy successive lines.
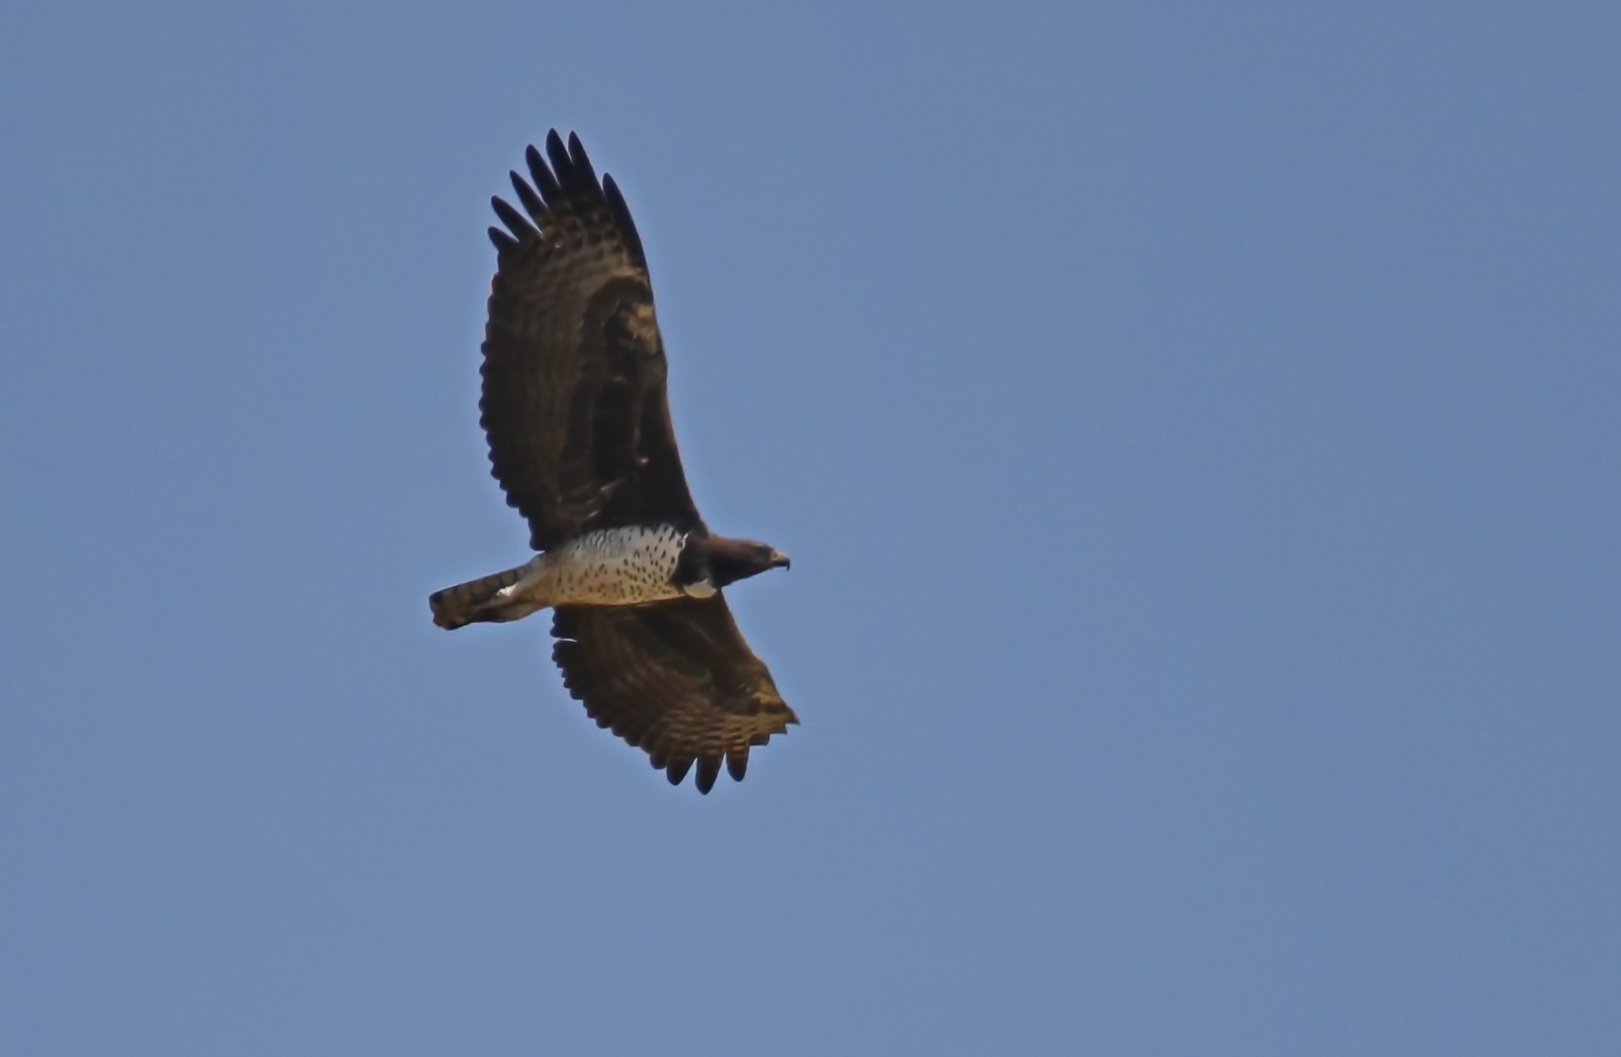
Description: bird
xmin=429 ymin=131 xmax=796 ymax=794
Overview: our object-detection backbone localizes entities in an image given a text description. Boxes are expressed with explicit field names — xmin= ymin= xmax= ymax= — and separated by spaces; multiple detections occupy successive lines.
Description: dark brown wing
xmin=481 ymin=130 xmax=702 ymax=551
xmin=550 ymin=596 xmax=798 ymax=793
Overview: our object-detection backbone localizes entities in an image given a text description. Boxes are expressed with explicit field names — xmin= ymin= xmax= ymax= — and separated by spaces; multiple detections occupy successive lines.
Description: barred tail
xmin=428 ymin=560 xmax=542 ymax=629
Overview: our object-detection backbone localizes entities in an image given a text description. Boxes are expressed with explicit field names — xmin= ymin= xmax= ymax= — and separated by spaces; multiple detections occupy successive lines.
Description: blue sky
xmin=4 ymin=3 xmax=1618 ymax=1054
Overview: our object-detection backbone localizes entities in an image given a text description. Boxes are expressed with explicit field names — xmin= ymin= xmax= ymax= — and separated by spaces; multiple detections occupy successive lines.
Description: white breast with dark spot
xmin=508 ymin=525 xmax=692 ymax=608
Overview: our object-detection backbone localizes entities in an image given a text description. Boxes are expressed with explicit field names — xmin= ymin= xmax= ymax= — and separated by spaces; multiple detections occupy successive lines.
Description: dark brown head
xmin=678 ymin=534 xmax=790 ymax=593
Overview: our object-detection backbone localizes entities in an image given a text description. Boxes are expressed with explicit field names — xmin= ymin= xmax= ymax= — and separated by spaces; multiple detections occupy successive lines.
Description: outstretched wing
xmin=550 ymin=597 xmax=798 ymax=793
xmin=481 ymin=130 xmax=702 ymax=551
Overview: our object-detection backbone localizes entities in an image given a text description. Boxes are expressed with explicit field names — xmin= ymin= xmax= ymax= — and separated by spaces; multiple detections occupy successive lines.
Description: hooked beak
xmin=769 ymin=549 xmax=791 ymax=570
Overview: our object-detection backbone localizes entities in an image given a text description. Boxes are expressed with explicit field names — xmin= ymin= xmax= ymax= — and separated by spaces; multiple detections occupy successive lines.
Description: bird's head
xmin=694 ymin=535 xmax=791 ymax=589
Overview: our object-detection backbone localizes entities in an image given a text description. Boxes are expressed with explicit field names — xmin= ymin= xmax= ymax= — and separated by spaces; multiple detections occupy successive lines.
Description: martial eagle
xmin=430 ymin=131 xmax=796 ymax=794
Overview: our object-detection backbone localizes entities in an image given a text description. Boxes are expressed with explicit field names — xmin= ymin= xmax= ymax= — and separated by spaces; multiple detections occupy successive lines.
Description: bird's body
xmin=430 ymin=130 xmax=796 ymax=793
xmin=431 ymin=525 xmax=692 ymax=628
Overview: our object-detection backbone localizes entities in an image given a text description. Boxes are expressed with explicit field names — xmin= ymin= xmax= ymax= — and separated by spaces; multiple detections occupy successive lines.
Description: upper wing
xmin=481 ymin=130 xmax=702 ymax=551
xmin=550 ymin=596 xmax=798 ymax=793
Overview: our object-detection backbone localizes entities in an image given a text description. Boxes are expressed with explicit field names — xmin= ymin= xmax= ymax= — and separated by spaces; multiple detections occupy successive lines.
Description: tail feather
xmin=429 ymin=561 xmax=541 ymax=629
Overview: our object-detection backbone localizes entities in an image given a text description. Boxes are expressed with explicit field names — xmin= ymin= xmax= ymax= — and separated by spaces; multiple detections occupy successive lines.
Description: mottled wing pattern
xmin=482 ymin=130 xmax=702 ymax=550
xmin=551 ymin=597 xmax=798 ymax=793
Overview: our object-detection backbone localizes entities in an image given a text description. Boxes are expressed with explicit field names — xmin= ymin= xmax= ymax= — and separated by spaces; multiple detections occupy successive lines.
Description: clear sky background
xmin=4 ymin=3 xmax=1618 ymax=1054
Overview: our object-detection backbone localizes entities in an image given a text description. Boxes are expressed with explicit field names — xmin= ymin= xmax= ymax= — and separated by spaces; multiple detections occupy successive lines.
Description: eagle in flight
xmin=430 ymin=131 xmax=796 ymax=794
